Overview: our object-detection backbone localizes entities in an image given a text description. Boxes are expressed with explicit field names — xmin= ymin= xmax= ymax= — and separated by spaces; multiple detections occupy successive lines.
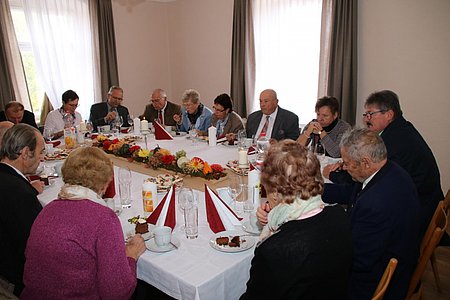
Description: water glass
xmin=189 ymin=125 xmax=198 ymax=145
xmin=185 ymin=205 xmax=198 ymax=239
xmin=227 ymin=175 xmax=243 ymax=213
xmin=119 ymin=167 xmax=132 ymax=208
xmin=243 ymin=185 xmax=255 ymax=213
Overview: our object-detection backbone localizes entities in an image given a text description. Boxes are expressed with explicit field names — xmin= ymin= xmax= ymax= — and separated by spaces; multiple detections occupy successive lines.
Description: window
xmin=9 ymin=0 xmax=45 ymax=123
xmin=252 ymin=0 xmax=323 ymax=126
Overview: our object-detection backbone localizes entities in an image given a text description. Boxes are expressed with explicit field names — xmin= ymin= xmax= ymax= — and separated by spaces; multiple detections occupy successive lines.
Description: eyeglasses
xmin=362 ymin=110 xmax=386 ymax=119
xmin=213 ymin=106 xmax=226 ymax=113
xmin=110 ymin=95 xmax=123 ymax=101
xmin=66 ymin=103 xmax=79 ymax=108
xmin=151 ymin=98 xmax=163 ymax=103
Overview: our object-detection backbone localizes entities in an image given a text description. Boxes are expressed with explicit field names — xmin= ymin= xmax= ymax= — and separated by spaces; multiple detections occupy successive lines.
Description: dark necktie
xmin=158 ymin=110 xmax=163 ymax=125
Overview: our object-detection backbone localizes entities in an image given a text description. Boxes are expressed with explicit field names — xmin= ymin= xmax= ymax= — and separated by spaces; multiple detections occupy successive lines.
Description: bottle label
xmin=143 ymin=190 xmax=154 ymax=212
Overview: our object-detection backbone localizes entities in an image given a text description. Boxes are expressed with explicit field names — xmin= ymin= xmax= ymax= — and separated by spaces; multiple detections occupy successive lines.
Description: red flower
xmin=129 ymin=145 xmax=140 ymax=153
xmin=161 ymin=155 xmax=175 ymax=165
xmin=210 ymin=164 xmax=224 ymax=173
xmin=112 ymin=138 xmax=119 ymax=144
xmin=102 ymin=140 xmax=111 ymax=151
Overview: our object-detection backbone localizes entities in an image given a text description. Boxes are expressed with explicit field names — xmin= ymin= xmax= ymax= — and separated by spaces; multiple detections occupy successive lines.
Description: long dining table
xmin=38 ymin=133 xmax=256 ymax=300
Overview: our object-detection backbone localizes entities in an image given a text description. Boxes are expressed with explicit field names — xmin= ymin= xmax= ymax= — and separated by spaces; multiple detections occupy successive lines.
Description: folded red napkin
xmin=204 ymin=184 xmax=242 ymax=233
xmin=46 ymin=140 xmax=61 ymax=147
xmin=247 ymin=146 xmax=256 ymax=155
xmin=146 ymin=186 xmax=176 ymax=229
xmin=154 ymin=121 xmax=173 ymax=140
xmin=103 ymin=175 xmax=116 ymax=198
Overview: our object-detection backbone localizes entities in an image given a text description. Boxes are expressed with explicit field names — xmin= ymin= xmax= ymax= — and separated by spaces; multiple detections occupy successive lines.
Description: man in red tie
xmin=227 ymin=89 xmax=300 ymax=142
xmin=140 ymin=88 xmax=181 ymax=127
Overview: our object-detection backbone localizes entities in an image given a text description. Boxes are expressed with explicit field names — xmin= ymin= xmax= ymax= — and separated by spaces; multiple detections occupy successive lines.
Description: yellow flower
xmin=158 ymin=148 xmax=171 ymax=156
xmin=138 ymin=149 xmax=150 ymax=158
xmin=97 ymin=135 xmax=107 ymax=142
xmin=187 ymin=157 xmax=204 ymax=172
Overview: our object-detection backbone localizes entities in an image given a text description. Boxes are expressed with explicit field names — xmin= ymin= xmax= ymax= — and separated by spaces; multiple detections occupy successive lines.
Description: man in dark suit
xmin=0 ymin=124 xmax=44 ymax=296
xmin=325 ymin=90 xmax=443 ymax=238
xmin=89 ymin=86 xmax=130 ymax=131
xmin=140 ymin=88 xmax=181 ymax=127
xmin=0 ymin=101 xmax=38 ymax=128
xmin=323 ymin=128 xmax=420 ymax=300
xmin=245 ymin=89 xmax=300 ymax=141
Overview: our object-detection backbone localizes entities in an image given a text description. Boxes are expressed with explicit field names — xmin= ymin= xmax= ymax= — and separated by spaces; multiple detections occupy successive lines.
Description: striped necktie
xmin=259 ymin=115 xmax=270 ymax=137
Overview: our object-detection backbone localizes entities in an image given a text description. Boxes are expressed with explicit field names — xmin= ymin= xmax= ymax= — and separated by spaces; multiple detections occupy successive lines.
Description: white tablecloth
xmin=38 ymin=136 xmax=255 ymax=300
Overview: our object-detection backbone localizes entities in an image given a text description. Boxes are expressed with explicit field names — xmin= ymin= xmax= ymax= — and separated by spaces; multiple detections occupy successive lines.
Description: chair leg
xmin=430 ymin=252 xmax=441 ymax=291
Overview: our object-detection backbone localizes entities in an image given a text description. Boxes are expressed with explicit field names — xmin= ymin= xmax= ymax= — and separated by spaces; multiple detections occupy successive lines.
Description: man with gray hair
xmin=140 ymin=88 xmax=181 ymax=126
xmin=0 ymin=124 xmax=44 ymax=296
xmin=322 ymin=128 xmax=420 ymax=299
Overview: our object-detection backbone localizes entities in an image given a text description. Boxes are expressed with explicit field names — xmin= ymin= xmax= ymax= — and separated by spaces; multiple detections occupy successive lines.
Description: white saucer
xmin=242 ymin=221 xmax=262 ymax=235
xmin=146 ymin=237 xmax=180 ymax=253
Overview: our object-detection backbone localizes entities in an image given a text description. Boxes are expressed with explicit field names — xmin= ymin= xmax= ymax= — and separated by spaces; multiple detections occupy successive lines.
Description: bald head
xmin=259 ymin=89 xmax=279 ymax=115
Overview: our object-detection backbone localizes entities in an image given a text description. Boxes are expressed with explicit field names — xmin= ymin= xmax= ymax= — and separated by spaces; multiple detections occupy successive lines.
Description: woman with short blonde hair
xmin=22 ymin=147 xmax=145 ymax=299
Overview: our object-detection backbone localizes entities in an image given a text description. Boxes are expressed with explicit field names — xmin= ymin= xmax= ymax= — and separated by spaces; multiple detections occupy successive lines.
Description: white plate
xmin=242 ymin=221 xmax=262 ymax=235
xmin=222 ymin=141 xmax=238 ymax=147
xmin=146 ymin=236 xmax=180 ymax=253
xmin=209 ymin=231 xmax=256 ymax=253
xmin=125 ymin=223 xmax=155 ymax=241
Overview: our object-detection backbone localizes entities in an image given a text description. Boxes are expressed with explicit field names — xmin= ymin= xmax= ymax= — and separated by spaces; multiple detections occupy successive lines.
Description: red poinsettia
xmin=210 ymin=164 xmax=224 ymax=173
xmin=102 ymin=140 xmax=111 ymax=151
xmin=161 ymin=155 xmax=175 ymax=165
xmin=129 ymin=145 xmax=141 ymax=153
xmin=112 ymin=138 xmax=119 ymax=144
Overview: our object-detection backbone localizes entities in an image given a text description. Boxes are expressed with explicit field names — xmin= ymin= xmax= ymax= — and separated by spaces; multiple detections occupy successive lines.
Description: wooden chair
xmin=406 ymin=201 xmax=448 ymax=300
xmin=372 ymin=258 xmax=398 ymax=300
xmin=427 ymin=189 xmax=450 ymax=291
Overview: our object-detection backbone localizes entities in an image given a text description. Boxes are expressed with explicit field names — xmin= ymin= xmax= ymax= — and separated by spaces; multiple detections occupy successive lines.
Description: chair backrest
xmin=406 ymin=201 xmax=448 ymax=299
xmin=372 ymin=258 xmax=398 ymax=300
xmin=443 ymin=189 xmax=450 ymax=212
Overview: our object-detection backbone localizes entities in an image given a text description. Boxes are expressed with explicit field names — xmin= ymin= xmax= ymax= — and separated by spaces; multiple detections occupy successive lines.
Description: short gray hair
xmin=108 ymin=86 xmax=123 ymax=95
xmin=340 ymin=128 xmax=387 ymax=163
xmin=0 ymin=124 xmax=40 ymax=160
xmin=181 ymin=89 xmax=200 ymax=104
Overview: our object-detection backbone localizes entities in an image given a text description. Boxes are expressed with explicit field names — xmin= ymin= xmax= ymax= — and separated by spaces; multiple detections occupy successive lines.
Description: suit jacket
xmin=89 ymin=102 xmax=130 ymax=131
xmin=323 ymin=161 xmax=420 ymax=300
xmin=246 ymin=107 xmax=300 ymax=141
xmin=210 ymin=111 xmax=244 ymax=137
xmin=0 ymin=163 xmax=42 ymax=296
xmin=0 ymin=110 xmax=38 ymax=128
xmin=140 ymin=101 xmax=181 ymax=127
xmin=329 ymin=116 xmax=443 ymax=236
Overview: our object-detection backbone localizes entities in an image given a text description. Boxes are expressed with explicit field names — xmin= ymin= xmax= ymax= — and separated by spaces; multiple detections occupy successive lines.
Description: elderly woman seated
xmin=199 ymin=93 xmax=244 ymax=138
xmin=297 ymin=96 xmax=351 ymax=158
xmin=22 ymin=147 xmax=145 ymax=299
xmin=241 ymin=140 xmax=352 ymax=299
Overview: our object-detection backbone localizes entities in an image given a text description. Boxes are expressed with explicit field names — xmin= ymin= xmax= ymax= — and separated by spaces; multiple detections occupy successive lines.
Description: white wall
xmin=112 ymin=0 xmax=449 ymax=192
xmin=358 ymin=0 xmax=450 ymax=192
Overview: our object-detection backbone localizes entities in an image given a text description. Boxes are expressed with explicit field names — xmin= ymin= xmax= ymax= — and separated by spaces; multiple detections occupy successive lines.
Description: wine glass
xmin=85 ymin=121 xmax=94 ymax=137
xmin=178 ymin=187 xmax=194 ymax=229
xmin=127 ymin=114 xmax=134 ymax=132
xmin=237 ymin=129 xmax=246 ymax=147
xmin=43 ymin=127 xmax=55 ymax=142
xmin=227 ymin=175 xmax=243 ymax=213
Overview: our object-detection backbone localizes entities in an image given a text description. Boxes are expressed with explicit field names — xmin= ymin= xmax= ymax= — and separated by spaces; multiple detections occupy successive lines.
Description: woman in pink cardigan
xmin=22 ymin=147 xmax=145 ymax=299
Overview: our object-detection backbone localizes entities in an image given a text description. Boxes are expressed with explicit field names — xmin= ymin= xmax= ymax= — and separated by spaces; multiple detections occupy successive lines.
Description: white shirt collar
xmin=256 ymin=106 xmax=279 ymax=138
xmin=362 ymin=169 xmax=379 ymax=190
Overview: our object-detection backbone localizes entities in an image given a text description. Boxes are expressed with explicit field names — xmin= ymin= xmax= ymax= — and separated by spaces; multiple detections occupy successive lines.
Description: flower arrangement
xmin=94 ymin=135 xmax=226 ymax=180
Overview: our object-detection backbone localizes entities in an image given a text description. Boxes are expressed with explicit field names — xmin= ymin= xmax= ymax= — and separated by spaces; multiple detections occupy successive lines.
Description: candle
xmin=133 ymin=117 xmax=141 ymax=134
xmin=141 ymin=119 xmax=149 ymax=132
xmin=79 ymin=121 xmax=87 ymax=132
xmin=238 ymin=148 xmax=248 ymax=167
xmin=208 ymin=126 xmax=217 ymax=146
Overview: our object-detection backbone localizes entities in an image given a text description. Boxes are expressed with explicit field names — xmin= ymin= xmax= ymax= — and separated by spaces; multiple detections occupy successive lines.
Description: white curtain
xmin=21 ymin=0 xmax=100 ymax=120
xmin=250 ymin=0 xmax=322 ymax=126
xmin=1 ymin=0 xmax=31 ymax=110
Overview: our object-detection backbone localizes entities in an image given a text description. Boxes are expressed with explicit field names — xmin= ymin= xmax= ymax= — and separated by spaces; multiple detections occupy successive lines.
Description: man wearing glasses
xmin=140 ymin=88 xmax=181 ymax=127
xmin=45 ymin=90 xmax=83 ymax=138
xmin=89 ymin=86 xmax=130 ymax=131
xmin=325 ymin=90 xmax=443 ymax=239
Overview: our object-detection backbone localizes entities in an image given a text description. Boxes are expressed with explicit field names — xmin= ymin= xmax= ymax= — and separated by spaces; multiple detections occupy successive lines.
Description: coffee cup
xmin=153 ymin=226 xmax=172 ymax=248
xmin=164 ymin=125 xmax=173 ymax=133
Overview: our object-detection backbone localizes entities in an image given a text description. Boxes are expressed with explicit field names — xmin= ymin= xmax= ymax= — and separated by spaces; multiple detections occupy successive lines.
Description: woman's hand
xmin=125 ymin=234 xmax=146 ymax=261
xmin=256 ymin=201 xmax=271 ymax=225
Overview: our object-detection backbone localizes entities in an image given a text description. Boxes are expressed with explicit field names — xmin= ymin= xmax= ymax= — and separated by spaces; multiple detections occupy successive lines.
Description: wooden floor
xmin=421 ymin=219 xmax=450 ymax=300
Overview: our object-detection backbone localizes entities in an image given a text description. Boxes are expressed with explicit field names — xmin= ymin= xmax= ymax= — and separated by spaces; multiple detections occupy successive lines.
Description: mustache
xmin=366 ymin=122 xmax=372 ymax=127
